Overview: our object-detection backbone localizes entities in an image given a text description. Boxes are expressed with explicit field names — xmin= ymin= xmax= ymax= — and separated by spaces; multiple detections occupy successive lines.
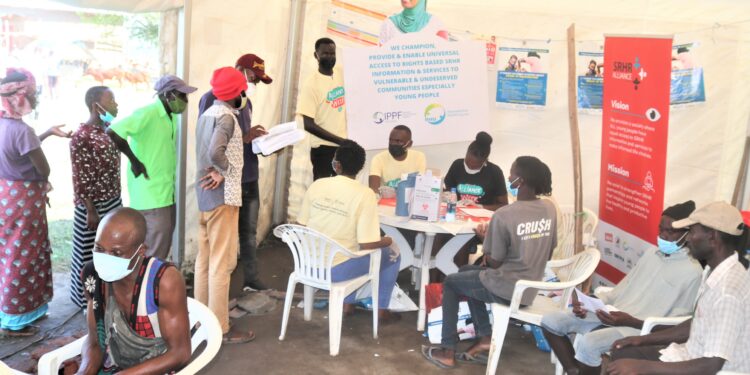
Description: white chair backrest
xmin=557 ymin=247 xmax=601 ymax=308
xmin=274 ymin=224 xmax=359 ymax=289
xmin=175 ymin=297 xmax=222 ymax=374
xmin=554 ymin=205 xmax=599 ymax=260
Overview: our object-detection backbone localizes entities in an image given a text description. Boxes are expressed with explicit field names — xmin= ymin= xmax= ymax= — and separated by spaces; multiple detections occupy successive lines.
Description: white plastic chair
xmin=0 ymin=360 xmax=29 ymax=375
xmin=485 ymin=247 xmax=601 ymax=375
xmin=274 ymin=224 xmax=381 ymax=356
xmin=554 ymin=205 xmax=599 ymax=261
xmin=37 ymin=297 xmax=222 ymax=375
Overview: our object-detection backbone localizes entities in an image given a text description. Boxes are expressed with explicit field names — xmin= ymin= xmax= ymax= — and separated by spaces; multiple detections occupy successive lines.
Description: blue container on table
xmin=396 ymin=173 xmax=418 ymax=217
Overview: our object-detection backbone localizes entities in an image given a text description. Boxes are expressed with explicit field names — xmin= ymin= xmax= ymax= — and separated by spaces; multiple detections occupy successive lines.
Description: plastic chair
xmin=0 ymin=360 xmax=29 ymax=375
xmin=553 ymin=205 xmax=599 ymax=261
xmin=485 ymin=248 xmax=601 ymax=375
xmin=37 ymin=297 xmax=222 ymax=375
xmin=274 ymin=224 xmax=381 ymax=356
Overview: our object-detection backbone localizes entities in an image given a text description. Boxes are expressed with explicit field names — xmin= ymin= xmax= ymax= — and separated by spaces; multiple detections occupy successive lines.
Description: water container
xmin=445 ymin=188 xmax=457 ymax=222
xmin=396 ymin=173 xmax=417 ymax=216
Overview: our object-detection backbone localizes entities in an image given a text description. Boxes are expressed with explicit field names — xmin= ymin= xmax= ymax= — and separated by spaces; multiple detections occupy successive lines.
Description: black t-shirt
xmin=444 ymin=159 xmax=507 ymax=205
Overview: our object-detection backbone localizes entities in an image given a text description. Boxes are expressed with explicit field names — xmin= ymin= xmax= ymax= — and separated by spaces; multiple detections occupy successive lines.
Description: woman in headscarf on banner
xmin=0 ymin=67 xmax=70 ymax=337
xmin=379 ymin=0 xmax=448 ymax=45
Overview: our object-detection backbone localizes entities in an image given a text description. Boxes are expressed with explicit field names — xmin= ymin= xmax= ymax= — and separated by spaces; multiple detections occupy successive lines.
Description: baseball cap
xmin=154 ymin=75 xmax=198 ymax=96
xmin=236 ymin=54 xmax=272 ymax=84
xmin=672 ymin=201 xmax=745 ymax=236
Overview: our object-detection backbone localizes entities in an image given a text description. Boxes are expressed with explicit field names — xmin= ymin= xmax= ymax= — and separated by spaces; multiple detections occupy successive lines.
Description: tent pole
xmin=567 ymin=24 xmax=584 ymax=255
xmin=272 ymin=0 xmax=306 ymax=225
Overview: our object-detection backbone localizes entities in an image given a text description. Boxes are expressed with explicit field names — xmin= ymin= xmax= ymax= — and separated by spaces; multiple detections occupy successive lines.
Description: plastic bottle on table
xmin=446 ymin=188 xmax=457 ymax=222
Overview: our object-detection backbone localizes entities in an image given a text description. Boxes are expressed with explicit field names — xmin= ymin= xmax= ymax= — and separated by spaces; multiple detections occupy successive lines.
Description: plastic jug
xmin=396 ymin=173 xmax=417 ymax=216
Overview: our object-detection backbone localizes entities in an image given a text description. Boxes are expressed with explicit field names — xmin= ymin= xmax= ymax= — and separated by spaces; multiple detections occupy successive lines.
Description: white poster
xmin=343 ymin=33 xmax=490 ymax=150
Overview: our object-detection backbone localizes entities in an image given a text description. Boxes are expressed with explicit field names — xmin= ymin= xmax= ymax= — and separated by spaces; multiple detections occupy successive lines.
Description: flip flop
xmin=421 ymin=345 xmax=455 ymax=369
xmin=222 ymin=329 xmax=256 ymax=344
xmin=455 ymin=351 xmax=488 ymax=365
xmin=0 ymin=326 xmax=39 ymax=338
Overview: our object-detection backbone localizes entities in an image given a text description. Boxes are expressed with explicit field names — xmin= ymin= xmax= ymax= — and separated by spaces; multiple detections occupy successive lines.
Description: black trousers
xmin=310 ymin=145 xmax=338 ymax=181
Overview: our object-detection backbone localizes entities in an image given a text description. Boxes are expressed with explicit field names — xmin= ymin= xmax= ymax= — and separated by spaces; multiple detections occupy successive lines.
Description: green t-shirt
xmin=109 ymin=99 xmax=177 ymax=210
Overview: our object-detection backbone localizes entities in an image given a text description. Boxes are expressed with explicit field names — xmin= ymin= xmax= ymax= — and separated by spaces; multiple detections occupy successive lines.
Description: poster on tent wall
xmin=327 ymin=0 xmax=386 ymax=46
xmin=495 ymin=41 xmax=550 ymax=108
xmin=447 ymin=30 xmax=499 ymax=70
xmin=343 ymin=32 xmax=489 ymax=150
xmin=594 ymin=35 xmax=673 ymax=287
xmin=670 ymin=41 xmax=706 ymax=106
xmin=576 ymin=41 xmax=605 ymax=113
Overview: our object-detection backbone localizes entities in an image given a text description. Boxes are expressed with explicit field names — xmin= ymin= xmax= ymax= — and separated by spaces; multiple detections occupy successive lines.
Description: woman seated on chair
xmin=78 ymin=208 xmax=192 ymax=375
xmin=421 ymin=156 xmax=557 ymax=369
xmin=297 ymin=140 xmax=402 ymax=323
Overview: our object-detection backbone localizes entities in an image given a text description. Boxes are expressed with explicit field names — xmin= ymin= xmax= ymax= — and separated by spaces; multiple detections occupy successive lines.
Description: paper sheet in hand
xmin=251 ymin=121 xmax=304 ymax=156
xmin=574 ymin=288 xmax=616 ymax=312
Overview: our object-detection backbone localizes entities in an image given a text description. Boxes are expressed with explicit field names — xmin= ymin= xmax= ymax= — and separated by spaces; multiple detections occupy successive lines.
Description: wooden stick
xmin=732 ymin=136 xmax=750 ymax=207
xmin=567 ymin=24 xmax=584 ymax=255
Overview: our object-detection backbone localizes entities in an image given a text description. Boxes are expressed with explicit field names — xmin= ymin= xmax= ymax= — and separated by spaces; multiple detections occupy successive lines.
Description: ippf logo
xmin=372 ymin=111 xmax=403 ymax=125
xmin=424 ymin=104 xmax=446 ymax=125
xmin=612 ymin=57 xmax=648 ymax=90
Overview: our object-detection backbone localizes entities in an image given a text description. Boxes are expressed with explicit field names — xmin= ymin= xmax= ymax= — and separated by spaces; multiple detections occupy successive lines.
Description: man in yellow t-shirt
xmin=368 ymin=125 xmax=426 ymax=194
xmin=298 ymin=37 xmax=348 ymax=181
xmin=298 ymin=140 xmax=401 ymax=323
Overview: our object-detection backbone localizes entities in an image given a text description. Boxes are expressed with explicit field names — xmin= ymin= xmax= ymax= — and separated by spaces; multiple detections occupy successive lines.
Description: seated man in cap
xmin=607 ymin=201 xmax=750 ymax=375
xmin=78 ymin=208 xmax=191 ymax=374
xmin=107 ymin=75 xmax=197 ymax=260
xmin=198 ymin=53 xmax=273 ymax=292
xmin=194 ymin=67 xmax=254 ymax=344
xmin=540 ymin=201 xmax=703 ymax=375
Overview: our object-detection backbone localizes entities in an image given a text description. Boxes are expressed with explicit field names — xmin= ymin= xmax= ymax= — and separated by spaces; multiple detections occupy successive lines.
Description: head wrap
xmin=662 ymin=200 xmax=695 ymax=221
xmin=0 ymin=68 xmax=36 ymax=119
xmin=210 ymin=67 xmax=248 ymax=101
xmin=389 ymin=0 xmax=432 ymax=34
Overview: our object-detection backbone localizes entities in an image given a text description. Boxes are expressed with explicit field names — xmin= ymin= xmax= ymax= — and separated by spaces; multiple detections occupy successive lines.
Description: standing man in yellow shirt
xmin=368 ymin=125 xmax=426 ymax=194
xmin=298 ymin=37 xmax=348 ymax=180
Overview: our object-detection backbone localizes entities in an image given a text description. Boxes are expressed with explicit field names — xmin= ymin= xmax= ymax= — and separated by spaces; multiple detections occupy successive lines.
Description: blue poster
xmin=577 ymin=50 xmax=604 ymax=110
xmin=495 ymin=45 xmax=549 ymax=107
xmin=669 ymin=43 xmax=706 ymax=105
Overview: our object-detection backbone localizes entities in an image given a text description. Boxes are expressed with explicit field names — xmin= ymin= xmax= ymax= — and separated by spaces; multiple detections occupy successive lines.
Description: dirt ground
xmin=2 ymin=238 xmax=554 ymax=375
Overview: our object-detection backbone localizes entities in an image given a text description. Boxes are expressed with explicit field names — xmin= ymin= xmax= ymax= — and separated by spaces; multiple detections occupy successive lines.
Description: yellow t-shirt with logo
xmin=369 ymin=149 xmax=426 ymax=188
xmin=297 ymin=70 xmax=347 ymax=148
xmin=297 ymin=176 xmax=381 ymax=265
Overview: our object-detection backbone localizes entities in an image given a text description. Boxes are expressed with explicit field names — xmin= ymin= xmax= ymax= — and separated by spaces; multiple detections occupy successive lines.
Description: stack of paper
xmin=251 ymin=121 xmax=305 ymax=156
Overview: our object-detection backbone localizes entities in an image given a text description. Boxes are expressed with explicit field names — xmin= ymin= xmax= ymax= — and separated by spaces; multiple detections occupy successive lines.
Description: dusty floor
xmin=3 ymin=238 xmax=554 ymax=374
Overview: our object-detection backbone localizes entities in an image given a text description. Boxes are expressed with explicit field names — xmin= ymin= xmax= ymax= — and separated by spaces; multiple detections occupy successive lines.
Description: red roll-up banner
xmin=595 ymin=35 xmax=673 ymax=285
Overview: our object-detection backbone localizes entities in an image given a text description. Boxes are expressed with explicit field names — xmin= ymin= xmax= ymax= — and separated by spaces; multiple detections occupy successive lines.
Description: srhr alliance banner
xmin=595 ymin=35 xmax=673 ymax=286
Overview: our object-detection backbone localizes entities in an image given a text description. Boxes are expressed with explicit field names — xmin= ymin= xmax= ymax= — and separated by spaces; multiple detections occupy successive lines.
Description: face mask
xmin=239 ymin=94 xmax=248 ymax=110
xmin=245 ymin=82 xmax=257 ymax=97
xmin=167 ymin=94 xmax=187 ymax=114
xmin=506 ymin=177 xmax=520 ymax=197
xmin=388 ymin=144 xmax=407 ymax=158
xmin=93 ymin=247 xmax=141 ymax=282
xmin=96 ymin=103 xmax=115 ymax=123
xmin=319 ymin=57 xmax=336 ymax=70
xmin=464 ymin=161 xmax=482 ymax=175
xmin=657 ymin=232 xmax=687 ymax=255
xmin=331 ymin=160 xmax=338 ymax=175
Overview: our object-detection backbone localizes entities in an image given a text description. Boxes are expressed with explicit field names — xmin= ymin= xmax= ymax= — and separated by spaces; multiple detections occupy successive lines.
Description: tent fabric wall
xmin=287 ymin=0 xmax=750 ymax=234
xmin=51 ymin=0 xmax=184 ymax=12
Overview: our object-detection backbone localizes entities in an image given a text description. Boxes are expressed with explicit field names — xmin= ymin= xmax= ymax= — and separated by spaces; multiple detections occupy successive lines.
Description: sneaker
xmin=243 ymin=280 xmax=268 ymax=292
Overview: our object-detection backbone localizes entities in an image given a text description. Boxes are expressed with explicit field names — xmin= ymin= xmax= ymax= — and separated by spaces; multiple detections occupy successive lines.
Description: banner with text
xmin=595 ymin=35 xmax=672 ymax=286
xmin=343 ymin=33 xmax=489 ymax=150
xmin=577 ymin=41 xmax=605 ymax=113
xmin=495 ymin=41 xmax=550 ymax=108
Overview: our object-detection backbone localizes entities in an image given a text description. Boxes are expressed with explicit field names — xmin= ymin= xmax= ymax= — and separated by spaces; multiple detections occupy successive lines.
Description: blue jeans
xmin=239 ymin=181 xmax=260 ymax=285
xmin=441 ymin=265 xmax=509 ymax=350
xmin=331 ymin=248 xmax=400 ymax=308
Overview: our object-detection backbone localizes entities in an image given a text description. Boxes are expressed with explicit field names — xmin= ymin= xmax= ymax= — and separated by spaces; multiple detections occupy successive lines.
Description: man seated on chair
xmin=540 ymin=201 xmax=703 ymax=375
xmin=367 ymin=124 xmax=425 ymax=195
xmin=78 ymin=208 xmax=191 ymax=375
xmin=298 ymin=140 xmax=402 ymax=323
xmin=421 ymin=156 xmax=558 ymax=369
xmin=607 ymin=201 xmax=750 ymax=375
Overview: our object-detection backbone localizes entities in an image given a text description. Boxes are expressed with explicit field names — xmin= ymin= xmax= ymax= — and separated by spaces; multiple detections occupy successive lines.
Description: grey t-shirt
xmin=479 ymin=198 xmax=557 ymax=306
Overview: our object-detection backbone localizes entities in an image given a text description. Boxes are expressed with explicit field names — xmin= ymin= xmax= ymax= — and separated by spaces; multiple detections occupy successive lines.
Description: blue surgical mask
xmin=97 ymin=103 xmax=115 ymax=123
xmin=93 ymin=247 xmax=141 ymax=282
xmin=657 ymin=232 xmax=687 ymax=255
xmin=506 ymin=177 xmax=520 ymax=197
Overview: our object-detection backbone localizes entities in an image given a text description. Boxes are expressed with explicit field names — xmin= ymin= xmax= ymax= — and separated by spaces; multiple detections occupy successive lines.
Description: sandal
xmin=222 ymin=329 xmax=256 ymax=344
xmin=455 ymin=351 xmax=488 ymax=365
xmin=0 ymin=326 xmax=39 ymax=338
xmin=421 ymin=345 xmax=455 ymax=369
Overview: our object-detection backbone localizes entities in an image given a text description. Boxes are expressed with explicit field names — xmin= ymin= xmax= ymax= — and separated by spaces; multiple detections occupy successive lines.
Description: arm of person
xmin=611 ymin=318 xmax=692 ymax=351
xmin=117 ymin=268 xmax=192 ymax=375
xmin=105 ymin=128 xmax=148 ymax=179
xmin=360 ymin=236 xmax=392 ymax=250
xmin=368 ymin=175 xmax=382 ymax=194
xmin=481 ymin=213 xmax=508 ymax=269
xmin=77 ymin=285 xmax=104 ymax=374
xmin=482 ymin=194 xmax=508 ymax=212
xmin=208 ymin=114 xmax=235 ymax=173
xmin=38 ymin=124 xmax=71 ymax=142
xmin=27 ymin=148 xmax=50 ymax=178
xmin=302 ymin=115 xmax=345 ymax=145
xmin=607 ymin=357 xmax=724 ymax=375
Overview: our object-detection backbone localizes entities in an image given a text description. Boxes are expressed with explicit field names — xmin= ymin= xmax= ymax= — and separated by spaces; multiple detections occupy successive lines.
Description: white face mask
xmin=93 ymin=247 xmax=142 ymax=282
xmin=245 ymin=82 xmax=257 ymax=97
xmin=464 ymin=161 xmax=482 ymax=175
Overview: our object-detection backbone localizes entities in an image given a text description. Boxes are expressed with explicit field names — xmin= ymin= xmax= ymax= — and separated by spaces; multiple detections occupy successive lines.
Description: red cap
xmin=210 ymin=67 xmax=248 ymax=101
xmin=236 ymin=54 xmax=272 ymax=84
